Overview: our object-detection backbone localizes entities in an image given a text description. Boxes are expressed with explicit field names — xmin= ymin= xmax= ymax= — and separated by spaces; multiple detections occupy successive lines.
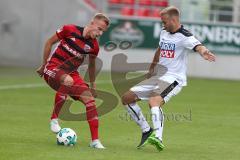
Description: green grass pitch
xmin=0 ymin=67 xmax=240 ymax=160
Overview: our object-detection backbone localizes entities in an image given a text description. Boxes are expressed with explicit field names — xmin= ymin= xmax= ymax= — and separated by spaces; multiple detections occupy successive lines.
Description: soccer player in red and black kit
xmin=36 ymin=13 xmax=110 ymax=149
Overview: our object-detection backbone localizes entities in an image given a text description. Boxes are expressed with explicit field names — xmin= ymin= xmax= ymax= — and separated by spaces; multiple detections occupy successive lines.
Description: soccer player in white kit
xmin=121 ymin=6 xmax=216 ymax=151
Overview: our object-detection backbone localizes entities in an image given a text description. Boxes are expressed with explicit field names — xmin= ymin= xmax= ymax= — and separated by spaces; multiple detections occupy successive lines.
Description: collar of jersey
xmin=170 ymin=25 xmax=183 ymax=34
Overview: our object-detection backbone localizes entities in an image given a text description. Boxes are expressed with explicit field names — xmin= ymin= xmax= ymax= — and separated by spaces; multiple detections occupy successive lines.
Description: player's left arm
xmin=195 ymin=45 xmax=216 ymax=62
xmin=88 ymin=54 xmax=97 ymax=97
xmin=147 ymin=47 xmax=161 ymax=78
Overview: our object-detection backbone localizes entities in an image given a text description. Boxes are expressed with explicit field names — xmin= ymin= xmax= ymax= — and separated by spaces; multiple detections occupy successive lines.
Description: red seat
xmin=121 ymin=0 xmax=135 ymax=5
xmin=108 ymin=0 xmax=121 ymax=4
xmin=136 ymin=8 xmax=150 ymax=17
xmin=138 ymin=0 xmax=152 ymax=6
xmin=121 ymin=7 xmax=134 ymax=16
xmin=152 ymin=8 xmax=161 ymax=17
xmin=153 ymin=0 xmax=169 ymax=7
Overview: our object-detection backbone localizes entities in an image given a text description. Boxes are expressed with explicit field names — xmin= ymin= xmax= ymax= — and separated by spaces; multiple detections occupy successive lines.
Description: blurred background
xmin=0 ymin=0 xmax=239 ymax=80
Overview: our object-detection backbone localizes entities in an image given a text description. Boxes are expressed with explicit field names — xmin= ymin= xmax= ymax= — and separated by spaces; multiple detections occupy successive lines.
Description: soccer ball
xmin=56 ymin=128 xmax=77 ymax=146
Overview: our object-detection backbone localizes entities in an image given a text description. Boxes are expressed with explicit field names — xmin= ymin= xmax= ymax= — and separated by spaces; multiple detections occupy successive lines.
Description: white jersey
xmin=158 ymin=26 xmax=201 ymax=86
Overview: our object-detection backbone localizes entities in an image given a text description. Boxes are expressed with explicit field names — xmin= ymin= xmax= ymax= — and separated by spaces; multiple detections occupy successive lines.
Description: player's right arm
xmin=36 ymin=34 xmax=59 ymax=77
xmin=146 ymin=47 xmax=161 ymax=78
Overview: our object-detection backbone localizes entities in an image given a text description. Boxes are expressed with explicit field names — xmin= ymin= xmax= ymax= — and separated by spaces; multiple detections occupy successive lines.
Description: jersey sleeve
xmin=91 ymin=39 xmax=99 ymax=57
xmin=183 ymin=36 xmax=202 ymax=51
xmin=56 ymin=24 xmax=74 ymax=39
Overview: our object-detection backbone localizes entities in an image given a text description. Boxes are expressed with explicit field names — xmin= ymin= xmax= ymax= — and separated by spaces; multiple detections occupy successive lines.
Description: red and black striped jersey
xmin=47 ymin=24 xmax=99 ymax=72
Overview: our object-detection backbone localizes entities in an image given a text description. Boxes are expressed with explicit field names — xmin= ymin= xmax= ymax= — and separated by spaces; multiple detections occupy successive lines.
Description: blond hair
xmin=93 ymin=13 xmax=110 ymax=26
xmin=160 ymin=6 xmax=180 ymax=18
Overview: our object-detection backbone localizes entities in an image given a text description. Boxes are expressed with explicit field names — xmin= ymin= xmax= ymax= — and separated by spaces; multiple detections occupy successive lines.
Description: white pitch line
xmin=0 ymin=80 xmax=112 ymax=90
xmin=0 ymin=83 xmax=46 ymax=90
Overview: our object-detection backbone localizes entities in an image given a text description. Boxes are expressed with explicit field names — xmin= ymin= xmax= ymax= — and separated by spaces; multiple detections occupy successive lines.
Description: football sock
xmin=51 ymin=92 xmax=67 ymax=119
xmin=84 ymin=100 xmax=99 ymax=141
xmin=151 ymin=106 xmax=164 ymax=141
xmin=126 ymin=102 xmax=151 ymax=133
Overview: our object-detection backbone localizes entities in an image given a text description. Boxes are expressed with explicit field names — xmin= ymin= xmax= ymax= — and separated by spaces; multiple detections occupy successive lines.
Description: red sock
xmin=51 ymin=92 xmax=67 ymax=119
xmin=85 ymin=100 xmax=99 ymax=141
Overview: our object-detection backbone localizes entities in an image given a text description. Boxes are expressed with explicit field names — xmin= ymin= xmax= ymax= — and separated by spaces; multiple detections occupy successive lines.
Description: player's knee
xmin=60 ymin=74 xmax=74 ymax=87
xmin=149 ymin=95 xmax=164 ymax=107
xmin=121 ymin=91 xmax=136 ymax=105
xmin=80 ymin=90 xmax=94 ymax=104
xmin=121 ymin=94 xmax=128 ymax=105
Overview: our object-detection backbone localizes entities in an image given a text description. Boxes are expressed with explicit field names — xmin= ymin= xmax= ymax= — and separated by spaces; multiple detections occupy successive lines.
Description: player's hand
xmin=146 ymin=68 xmax=154 ymax=79
xmin=90 ymin=82 xmax=97 ymax=98
xmin=202 ymin=50 xmax=216 ymax=62
xmin=36 ymin=65 xmax=45 ymax=77
xmin=90 ymin=88 xmax=97 ymax=98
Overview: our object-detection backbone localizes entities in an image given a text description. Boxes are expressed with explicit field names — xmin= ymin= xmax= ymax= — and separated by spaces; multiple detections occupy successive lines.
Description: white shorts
xmin=130 ymin=76 xmax=182 ymax=103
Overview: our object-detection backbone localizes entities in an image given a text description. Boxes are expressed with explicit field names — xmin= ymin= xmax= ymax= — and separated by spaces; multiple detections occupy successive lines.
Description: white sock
xmin=151 ymin=106 xmax=164 ymax=141
xmin=126 ymin=102 xmax=151 ymax=133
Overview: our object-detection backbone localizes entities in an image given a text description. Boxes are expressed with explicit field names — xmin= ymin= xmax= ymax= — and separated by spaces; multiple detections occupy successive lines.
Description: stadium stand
xmin=120 ymin=6 xmax=134 ymax=16
xmin=108 ymin=0 xmax=168 ymax=18
xmin=136 ymin=8 xmax=150 ymax=17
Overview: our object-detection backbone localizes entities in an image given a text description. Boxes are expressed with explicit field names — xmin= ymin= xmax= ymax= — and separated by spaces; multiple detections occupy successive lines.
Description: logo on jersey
xmin=84 ymin=44 xmax=91 ymax=52
xmin=70 ymin=37 xmax=76 ymax=41
xmin=63 ymin=44 xmax=84 ymax=59
xmin=160 ymin=42 xmax=175 ymax=58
